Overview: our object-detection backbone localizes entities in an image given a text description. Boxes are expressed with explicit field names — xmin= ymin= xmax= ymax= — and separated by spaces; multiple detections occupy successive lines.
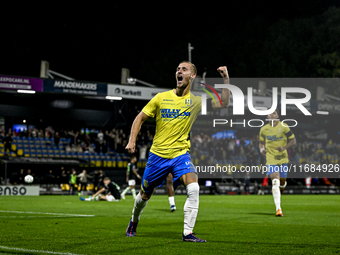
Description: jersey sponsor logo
xmin=163 ymin=99 xmax=174 ymax=101
xmin=274 ymin=154 xmax=286 ymax=160
xmin=266 ymin=135 xmax=283 ymax=141
xmin=160 ymin=108 xmax=190 ymax=119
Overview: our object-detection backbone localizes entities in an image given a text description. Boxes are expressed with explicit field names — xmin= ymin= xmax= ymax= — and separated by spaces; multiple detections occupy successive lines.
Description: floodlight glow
xmin=17 ymin=90 xmax=36 ymax=94
xmin=105 ymin=96 xmax=122 ymax=100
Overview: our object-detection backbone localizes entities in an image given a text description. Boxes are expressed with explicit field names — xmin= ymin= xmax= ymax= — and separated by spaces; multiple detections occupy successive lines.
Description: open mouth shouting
xmin=177 ymin=75 xmax=184 ymax=85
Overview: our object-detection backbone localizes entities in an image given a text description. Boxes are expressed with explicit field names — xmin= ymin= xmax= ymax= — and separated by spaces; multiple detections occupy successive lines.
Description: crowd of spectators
xmin=1 ymin=126 xmax=154 ymax=159
xmin=2 ymin=126 xmax=340 ymax=189
xmin=191 ymin=132 xmax=340 ymax=167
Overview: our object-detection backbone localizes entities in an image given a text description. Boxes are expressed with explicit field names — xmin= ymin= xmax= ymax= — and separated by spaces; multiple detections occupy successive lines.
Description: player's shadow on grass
xmin=248 ymin=212 xmax=273 ymax=216
xmin=154 ymin=208 xmax=174 ymax=213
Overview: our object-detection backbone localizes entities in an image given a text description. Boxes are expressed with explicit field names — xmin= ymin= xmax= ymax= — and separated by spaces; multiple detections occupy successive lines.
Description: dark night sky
xmin=1 ymin=1 xmax=339 ymax=88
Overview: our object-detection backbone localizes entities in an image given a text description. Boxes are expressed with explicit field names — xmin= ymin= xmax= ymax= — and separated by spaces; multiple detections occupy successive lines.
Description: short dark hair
xmin=180 ymin=61 xmax=197 ymax=75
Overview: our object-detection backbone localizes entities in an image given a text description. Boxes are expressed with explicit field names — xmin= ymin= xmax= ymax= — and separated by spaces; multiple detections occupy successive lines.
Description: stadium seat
xmin=117 ymin=157 xmax=123 ymax=168
xmin=17 ymin=149 xmax=23 ymax=156
xmin=11 ymin=144 xmax=17 ymax=151
xmin=95 ymin=160 xmax=101 ymax=167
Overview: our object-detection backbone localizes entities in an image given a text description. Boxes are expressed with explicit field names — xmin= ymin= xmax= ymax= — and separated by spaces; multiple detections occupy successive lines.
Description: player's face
xmin=176 ymin=63 xmax=196 ymax=88
xmin=267 ymin=111 xmax=279 ymax=120
xmin=104 ymin=180 xmax=110 ymax=185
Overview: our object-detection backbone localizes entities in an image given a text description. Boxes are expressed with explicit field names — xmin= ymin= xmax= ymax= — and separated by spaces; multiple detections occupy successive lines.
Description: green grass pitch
xmin=0 ymin=195 xmax=339 ymax=254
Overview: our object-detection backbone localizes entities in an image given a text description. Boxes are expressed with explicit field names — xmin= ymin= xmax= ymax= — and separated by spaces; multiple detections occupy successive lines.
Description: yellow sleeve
xmin=142 ymin=94 xmax=160 ymax=118
xmin=259 ymin=127 xmax=265 ymax=142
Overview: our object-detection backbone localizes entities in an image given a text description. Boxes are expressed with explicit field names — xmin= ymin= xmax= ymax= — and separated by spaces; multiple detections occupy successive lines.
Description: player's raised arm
xmin=212 ymin=66 xmax=230 ymax=110
xmin=126 ymin=111 xmax=149 ymax=154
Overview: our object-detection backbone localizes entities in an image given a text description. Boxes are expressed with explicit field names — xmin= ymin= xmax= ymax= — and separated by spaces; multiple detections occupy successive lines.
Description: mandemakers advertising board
xmin=43 ymin=79 xmax=107 ymax=95
xmin=0 ymin=185 xmax=39 ymax=196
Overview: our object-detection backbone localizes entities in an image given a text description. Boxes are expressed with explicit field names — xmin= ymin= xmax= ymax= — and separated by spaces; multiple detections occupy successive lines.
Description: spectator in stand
xmin=31 ymin=129 xmax=37 ymax=138
xmin=76 ymin=144 xmax=83 ymax=153
xmin=77 ymin=170 xmax=92 ymax=196
xmin=60 ymin=168 xmax=68 ymax=186
xmin=10 ymin=170 xmax=19 ymax=185
xmin=246 ymin=145 xmax=256 ymax=167
xmin=95 ymin=139 xmax=107 ymax=154
xmin=98 ymin=170 xmax=106 ymax=188
xmin=244 ymin=172 xmax=250 ymax=195
xmin=26 ymin=169 xmax=34 ymax=182
xmin=69 ymin=169 xmax=77 ymax=195
xmin=67 ymin=130 xmax=76 ymax=145
xmin=90 ymin=170 xmax=99 ymax=192
xmin=323 ymin=176 xmax=333 ymax=186
xmin=45 ymin=170 xmax=55 ymax=186
xmin=18 ymin=168 xmax=25 ymax=184
xmin=116 ymin=140 xmax=125 ymax=154
xmin=138 ymin=143 xmax=148 ymax=162
xmin=97 ymin=130 xmax=104 ymax=143
xmin=66 ymin=144 xmax=72 ymax=153
xmin=54 ymin=132 xmax=60 ymax=147
xmin=262 ymin=175 xmax=268 ymax=187
xmin=305 ymin=175 xmax=312 ymax=188
xmin=21 ymin=129 xmax=28 ymax=138
xmin=0 ymin=129 xmax=4 ymax=141
xmin=3 ymin=133 xmax=13 ymax=156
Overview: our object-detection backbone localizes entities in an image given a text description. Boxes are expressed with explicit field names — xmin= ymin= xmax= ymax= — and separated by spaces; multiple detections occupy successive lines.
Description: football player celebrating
xmin=125 ymin=61 xmax=230 ymax=242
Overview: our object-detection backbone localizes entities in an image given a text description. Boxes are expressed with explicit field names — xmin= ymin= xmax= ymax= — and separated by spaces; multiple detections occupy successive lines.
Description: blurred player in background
xmin=80 ymin=177 xmax=120 ymax=201
xmin=166 ymin=134 xmax=191 ymax=212
xmin=125 ymin=61 xmax=230 ymax=242
xmin=259 ymin=110 xmax=296 ymax=217
xmin=167 ymin=173 xmax=176 ymax=212
xmin=121 ymin=155 xmax=141 ymax=199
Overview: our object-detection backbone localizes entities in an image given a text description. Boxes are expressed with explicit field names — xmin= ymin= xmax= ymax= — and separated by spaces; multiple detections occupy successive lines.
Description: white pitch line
xmin=0 ymin=210 xmax=95 ymax=217
xmin=0 ymin=245 xmax=83 ymax=255
xmin=0 ymin=216 xmax=87 ymax=218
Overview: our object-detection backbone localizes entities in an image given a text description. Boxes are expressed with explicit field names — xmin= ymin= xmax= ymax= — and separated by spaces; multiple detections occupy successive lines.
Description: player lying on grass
xmin=79 ymin=177 xmax=121 ymax=202
xmin=259 ymin=109 xmax=296 ymax=217
xmin=125 ymin=61 xmax=230 ymax=242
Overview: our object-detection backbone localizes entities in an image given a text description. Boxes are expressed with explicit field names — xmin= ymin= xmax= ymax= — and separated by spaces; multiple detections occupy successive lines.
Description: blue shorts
xmin=141 ymin=152 xmax=196 ymax=195
xmin=266 ymin=164 xmax=288 ymax=178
